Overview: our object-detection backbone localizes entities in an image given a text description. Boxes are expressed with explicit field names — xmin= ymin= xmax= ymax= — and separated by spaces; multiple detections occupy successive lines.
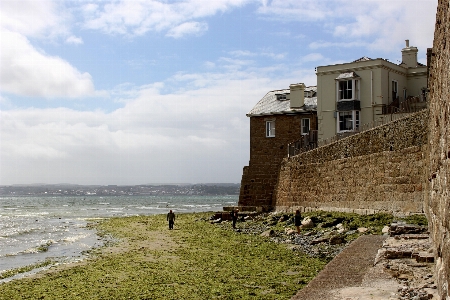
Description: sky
xmin=0 ymin=0 xmax=438 ymax=186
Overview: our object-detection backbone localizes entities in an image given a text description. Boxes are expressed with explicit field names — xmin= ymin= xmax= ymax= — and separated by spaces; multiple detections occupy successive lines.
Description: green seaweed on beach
xmin=0 ymin=260 xmax=54 ymax=280
xmin=0 ymin=213 xmax=325 ymax=300
xmin=0 ymin=211 xmax=427 ymax=299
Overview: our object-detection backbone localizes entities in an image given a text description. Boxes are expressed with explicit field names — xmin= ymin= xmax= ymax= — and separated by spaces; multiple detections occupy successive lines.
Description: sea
xmin=0 ymin=195 xmax=237 ymax=282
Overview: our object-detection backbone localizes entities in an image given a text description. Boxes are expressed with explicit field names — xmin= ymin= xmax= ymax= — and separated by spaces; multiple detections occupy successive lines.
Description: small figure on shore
xmin=231 ymin=208 xmax=239 ymax=229
xmin=167 ymin=210 xmax=175 ymax=230
xmin=294 ymin=209 xmax=302 ymax=234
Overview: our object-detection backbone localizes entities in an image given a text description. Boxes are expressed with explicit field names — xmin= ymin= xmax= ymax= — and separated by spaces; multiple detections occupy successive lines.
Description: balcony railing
xmin=287 ymin=95 xmax=428 ymax=158
xmin=288 ymin=130 xmax=318 ymax=157
xmin=382 ymin=95 xmax=426 ymax=115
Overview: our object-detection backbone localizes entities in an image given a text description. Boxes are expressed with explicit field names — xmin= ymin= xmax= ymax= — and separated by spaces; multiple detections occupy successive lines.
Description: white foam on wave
xmin=62 ymin=233 xmax=89 ymax=243
xmin=137 ymin=206 xmax=160 ymax=210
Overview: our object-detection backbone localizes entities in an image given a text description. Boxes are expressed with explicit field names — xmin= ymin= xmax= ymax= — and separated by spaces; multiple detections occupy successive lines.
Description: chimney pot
xmin=405 ymin=39 xmax=410 ymax=47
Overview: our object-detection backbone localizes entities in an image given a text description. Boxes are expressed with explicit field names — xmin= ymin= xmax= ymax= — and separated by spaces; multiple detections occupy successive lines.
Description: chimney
xmin=401 ymin=39 xmax=418 ymax=68
xmin=289 ymin=83 xmax=306 ymax=108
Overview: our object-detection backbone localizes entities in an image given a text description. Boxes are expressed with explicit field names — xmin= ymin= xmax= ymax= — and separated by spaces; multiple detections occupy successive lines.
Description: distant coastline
xmin=0 ymin=183 xmax=240 ymax=197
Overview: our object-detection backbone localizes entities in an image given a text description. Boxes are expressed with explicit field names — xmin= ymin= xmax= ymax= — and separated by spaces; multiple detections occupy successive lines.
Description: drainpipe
xmin=388 ymin=71 xmax=390 ymax=105
xmin=371 ymin=70 xmax=374 ymax=122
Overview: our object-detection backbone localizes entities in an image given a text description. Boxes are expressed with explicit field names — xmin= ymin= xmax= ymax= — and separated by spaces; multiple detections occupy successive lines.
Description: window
xmin=276 ymin=94 xmax=287 ymax=101
xmin=392 ymin=80 xmax=398 ymax=100
xmin=339 ymin=80 xmax=352 ymax=100
xmin=301 ymin=118 xmax=310 ymax=135
xmin=266 ymin=121 xmax=275 ymax=137
xmin=336 ymin=79 xmax=359 ymax=101
xmin=337 ymin=111 xmax=360 ymax=132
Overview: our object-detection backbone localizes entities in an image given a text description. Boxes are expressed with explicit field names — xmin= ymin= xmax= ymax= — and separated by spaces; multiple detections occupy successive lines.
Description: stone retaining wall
xmin=424 ymin=0 xmax=450 ymax=297
xmin=274 ymin=145 xmax=425 ymax=216
xmin=287 ymin=109 xmax=428 ymax=166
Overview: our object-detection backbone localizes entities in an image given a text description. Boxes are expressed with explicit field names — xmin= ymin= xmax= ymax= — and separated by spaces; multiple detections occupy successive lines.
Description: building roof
xmin=246 ymin=86 xmax=317 ymax=117
xmin=336 ymin=72 xmax=360 ymax=80
xmin=352 ymin=56 xmax=372 ymax=63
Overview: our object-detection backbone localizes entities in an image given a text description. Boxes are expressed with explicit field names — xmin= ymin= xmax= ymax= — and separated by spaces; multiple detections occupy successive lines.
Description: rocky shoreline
xmin=209 ymin=211 xmax=438 ymax=299
xmin=210 ymin=211 xmax=399 ymax=261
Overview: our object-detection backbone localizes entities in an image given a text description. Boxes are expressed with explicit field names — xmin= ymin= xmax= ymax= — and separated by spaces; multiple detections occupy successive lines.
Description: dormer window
xmin=276 ymin=94 xmax=287 ymax=101
xmin=336 ymin=72 xmax=360 ymax=101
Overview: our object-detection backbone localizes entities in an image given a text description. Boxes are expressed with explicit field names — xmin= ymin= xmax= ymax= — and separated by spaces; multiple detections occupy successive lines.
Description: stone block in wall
xmin=393 ymin=176 xmax=410 ymax=185
xmin=414 ymin=184 xmax=423 ymax=192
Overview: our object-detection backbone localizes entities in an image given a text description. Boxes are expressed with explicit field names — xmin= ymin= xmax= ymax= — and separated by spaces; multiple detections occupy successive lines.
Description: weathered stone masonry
xmin=273 ymin=109 xmax=428 ymax=216
xmin=270 ymin=0 xmax=450 ymax=293
xmin=239 ymin=114 xmax=317 ymax=209
xmin=275 ymin=145 xmax=425 ymax=215
xmin=425 ymin=0 xmax=450 ymax=297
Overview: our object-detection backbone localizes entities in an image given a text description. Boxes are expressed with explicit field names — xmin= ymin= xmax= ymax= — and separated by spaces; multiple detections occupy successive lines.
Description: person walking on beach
xmin=167 ymin=210 xmax=175 ymax=230
xmin=231 ymin=208 xmax=239 ymax=229
xmin=294 ymin=210 xmax=302 ymax=234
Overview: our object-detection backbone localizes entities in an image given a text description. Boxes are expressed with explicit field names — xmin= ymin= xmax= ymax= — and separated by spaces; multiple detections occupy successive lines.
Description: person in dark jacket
xmin=294 ymin=210 xmax=302 ymax=234
xmin=167 ymin=210 xmax=175 ymax=230
xmin=231 ymin=208 xmax=239 ymax=229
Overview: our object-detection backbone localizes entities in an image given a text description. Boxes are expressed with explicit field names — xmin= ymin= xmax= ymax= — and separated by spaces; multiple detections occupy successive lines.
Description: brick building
xmin=238 ymin=83 xmax=317 ymax=210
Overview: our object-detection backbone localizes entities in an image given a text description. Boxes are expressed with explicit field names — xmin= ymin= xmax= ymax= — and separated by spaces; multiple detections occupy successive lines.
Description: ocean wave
xmin=62 ymin=233 xmax=89 ymax=243
xmin=1 ymin=227 xmax=41 ymax=238
xmin=136 ymin=206 xmax=163 ymax=210
xmin=1 ymin=240 xmax=56 ymax=257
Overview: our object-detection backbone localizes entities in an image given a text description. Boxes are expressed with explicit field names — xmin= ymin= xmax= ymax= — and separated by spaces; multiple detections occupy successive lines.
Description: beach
xmin=0 ymin=212 xmax=325 ymax=299
xmin=0 ymin=195 xmax=237 ymax=277
xmin=0 ymin=210 xmax=435 ymax=299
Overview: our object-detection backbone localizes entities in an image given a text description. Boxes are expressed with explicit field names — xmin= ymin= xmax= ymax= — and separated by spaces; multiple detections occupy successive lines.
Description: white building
xmin=316 ymin=40 xmax=428 ymax=141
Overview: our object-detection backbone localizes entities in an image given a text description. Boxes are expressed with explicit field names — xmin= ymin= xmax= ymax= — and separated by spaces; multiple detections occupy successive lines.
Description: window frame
xmin=266 ymin=120 xmax=275 ymax=137
xmin=336 ymin=79 xmax=360 ymax=101
xmin=301 ymin=118 xmax=310 ymax=135
xmin=392 ymin=80 xmax=398 ymax=100
xmin=337 ymin=110 xmax=360 ymax=133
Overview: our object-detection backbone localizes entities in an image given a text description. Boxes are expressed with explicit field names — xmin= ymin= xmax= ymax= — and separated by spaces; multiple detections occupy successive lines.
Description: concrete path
xmin=292 ymin=235 xmax=400 ymax=300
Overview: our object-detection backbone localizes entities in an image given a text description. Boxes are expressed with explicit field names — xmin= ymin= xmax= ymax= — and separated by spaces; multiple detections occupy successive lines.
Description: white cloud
xmin=204 ymin=61 xmax=216 ymax=69
xmin=257 ymin=0 xmax=436 ymax=55
xmin=166 ymin=21 xmax=208 ymax=38
xmin=66 ymin=35 xmax=83 ymax=45
xmin=229 ymin=49 xmax=286 ymax=60
xmin=0 ymin=0 xmax=96 ymax=98
xmin=309 ymin=41 xmax=368 ymax=50
xmin=262 ymin=51 xmax=286 ymax=60
xmin=256 ymin=0 xmax=332 ymax=21
xmin=301 ymin=53 xmax=325 ymax=63
xmin=82 ymin=0 xmax=251 ymax=37
xmin=0 ymin=0 xmax=63 ymax=37
xmin=330 ymin=0 xmax=437 ymax=52
xmin=0 ymin=61 xmax=316 ymax=185
xmin=229 ymin=50 xmax=257 ymax=57
xmin=0 ymin=29 xmax=94 ymax=98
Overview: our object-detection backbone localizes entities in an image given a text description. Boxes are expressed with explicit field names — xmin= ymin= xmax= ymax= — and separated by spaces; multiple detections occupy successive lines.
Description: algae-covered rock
xmin=261 ymin=229 xmax=275 ymax=237
xmin=301 ymin=217 xmax=314 ymax=229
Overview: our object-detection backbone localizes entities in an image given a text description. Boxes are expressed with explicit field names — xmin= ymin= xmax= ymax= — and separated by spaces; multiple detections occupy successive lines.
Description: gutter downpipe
xmin=371 ymin=70 xmax=374 ymax=123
